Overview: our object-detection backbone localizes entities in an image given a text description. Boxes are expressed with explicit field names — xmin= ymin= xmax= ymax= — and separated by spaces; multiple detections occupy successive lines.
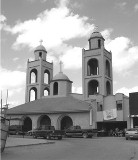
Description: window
xmin=39 ymin=52 xmax=42 ymax=59
xmin=44 ymin=88 xmax=49 ymax=96
xmin=44 ymin=70 xmax=50 ymax=84
xmin=29 ymin=87 xmax=37 ymax=101
xmin=106 ymin=81 xmax=111 ymax=95
xmin=98 ymin=39 xmax=101 ymax=48
xmin=106 ymin=60 xmax=110 ymax=77
xmin=53 ymin=82 xmax=58 ymax=95
xmin=88 ymin=80 xmax=99 ymax=96
xmin=116 ymin=102 xmax=122 ymax=110
xmin=30 ymin=69 xmax=37 ymax=83
xmin=87 ymin=59 xmax=99 ymax=76
xmin=97 ymin=103 xmax=103 ymax=111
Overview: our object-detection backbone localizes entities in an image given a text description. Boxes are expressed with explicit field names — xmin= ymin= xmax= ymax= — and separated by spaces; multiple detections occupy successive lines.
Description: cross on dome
xmin=39 ymin=39 xmax=43 ymax=45
xmin=94 ymin=25 xmax=99 ymax=32
xmin=59 ymin=61 xmax=63 ymax=73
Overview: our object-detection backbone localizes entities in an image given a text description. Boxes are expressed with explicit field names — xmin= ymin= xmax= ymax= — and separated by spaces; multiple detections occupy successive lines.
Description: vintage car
xmin=64 ymin=125 xmax=97 ymax=138
xmin=125 ymin=128 xmax=138 ymax=140
xmin=32 ymin=125 xmax=64 ymax=140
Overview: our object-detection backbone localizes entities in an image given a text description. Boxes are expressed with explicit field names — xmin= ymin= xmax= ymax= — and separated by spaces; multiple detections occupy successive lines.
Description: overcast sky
xmin=1 ymin=0 xmax=138 ymax=108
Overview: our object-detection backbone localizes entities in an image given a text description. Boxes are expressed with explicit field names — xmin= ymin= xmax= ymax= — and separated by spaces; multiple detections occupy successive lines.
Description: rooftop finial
xmin=94 ymin=25 xmax=98 ymax=32
xmin=59 ymin=61 xmax=63 ymax=73
xmin=39 ymin=39 xmax=43 ymax=45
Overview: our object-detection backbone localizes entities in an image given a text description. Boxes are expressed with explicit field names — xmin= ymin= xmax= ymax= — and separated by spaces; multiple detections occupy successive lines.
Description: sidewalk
xmin=6 ymin=137 xmax=54 ymax=148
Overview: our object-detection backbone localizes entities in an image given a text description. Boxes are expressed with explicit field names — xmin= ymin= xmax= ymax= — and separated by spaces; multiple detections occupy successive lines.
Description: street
xmin=2 ymin=137 xmax=138 ymax=160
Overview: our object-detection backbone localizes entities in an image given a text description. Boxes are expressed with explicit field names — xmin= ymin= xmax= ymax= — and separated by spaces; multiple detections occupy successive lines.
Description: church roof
xmin=34 ymin=45 xmax=47 ymax=52
xmin=7 ymin=96 xmax=90 ymax=115
xmin=52 ymin=72 xmax=72 ymax=82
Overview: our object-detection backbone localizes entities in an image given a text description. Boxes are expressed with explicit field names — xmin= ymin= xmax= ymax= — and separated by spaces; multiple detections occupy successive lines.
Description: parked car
xmin=125 ymin=128 xmax=138 ymax=140
xmin=27 ymin=130 xmax=34 ymax=136
xmin=9 ymin=125 xmax=24 ymax=135
xmin=64 ymin=125 xmax=97 ymax=138
xmin=32 ymin=125 xmax=64 ymax=140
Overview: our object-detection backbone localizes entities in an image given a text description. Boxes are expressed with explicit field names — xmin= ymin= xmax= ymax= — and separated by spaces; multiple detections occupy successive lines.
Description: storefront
xmin=97 ymin=121 xmax=127 ymax=131
xmin=129 ymin=92 xmax=138 ymax=128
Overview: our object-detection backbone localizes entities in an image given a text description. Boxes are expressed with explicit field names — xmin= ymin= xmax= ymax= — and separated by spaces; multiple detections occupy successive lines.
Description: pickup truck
xmin=32 ymin=125 xmax=63 ymax=140
xmin=64 ymin=125 xmax=97 ymax=138
xmin=9 ymin=125 xmax=25 ymax=135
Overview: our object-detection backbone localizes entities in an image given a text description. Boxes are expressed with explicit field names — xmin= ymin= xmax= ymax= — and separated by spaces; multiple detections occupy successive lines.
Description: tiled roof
xmin=7 ymin=96 xmax=90 ymax=115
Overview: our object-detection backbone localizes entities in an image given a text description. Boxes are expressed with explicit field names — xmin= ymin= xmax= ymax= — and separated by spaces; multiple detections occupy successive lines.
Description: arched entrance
xmin=38 ymin=115 xmax=51 ymax=128
xmin=60 ymin=116 xmax=73 ymax=130
xmin=22 ymin=117 xmax=32 ymax=132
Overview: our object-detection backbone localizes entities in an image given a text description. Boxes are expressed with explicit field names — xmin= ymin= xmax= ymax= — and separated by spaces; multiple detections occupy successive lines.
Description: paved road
xmin=2 ymin=137 xmax=138 ymax=160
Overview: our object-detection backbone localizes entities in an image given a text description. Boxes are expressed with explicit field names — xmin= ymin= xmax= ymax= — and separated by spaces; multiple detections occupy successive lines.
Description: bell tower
xmin=25 ymin=41 xmax=53 ymax=103
xmin=82 ymin=31 xmax=113 ymax=100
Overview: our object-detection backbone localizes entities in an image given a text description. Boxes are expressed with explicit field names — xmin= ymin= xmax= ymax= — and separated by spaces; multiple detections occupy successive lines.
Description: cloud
xmin=116 ymin=86 xmax=138 ymax=96
xmin=0 ymin=68 xmax=26 ymax=108
xmin=101 ymin=28 xmax=113 ymax=40
xmin=0 ymin=14 xmax=7 ymax=30
xmin=26 ymin=0 xmax=47 ymax=3
xmin=4 ymin=0 xmax=138 ymax=74
xmin=13 ymin=57 xmax=19 ymax=61
xmin=116 ymin=2 xmax=127 ymax=10
xmin=104 ymin=30 xmax=138 ymax=73
xmin=134 ymin=3 xmax=138 ymax=12
xmin=8 ymin=88 xmax=24 ymax=97
xmin=59 ymin=45 xmax=82 ymax=69
xmin=4 ymin=0 xmax=93 ymax=50
xmin=0 ymin=68 xmax=26 ymax=90
xmin=72 ymin=86 xmax=82 ymax=94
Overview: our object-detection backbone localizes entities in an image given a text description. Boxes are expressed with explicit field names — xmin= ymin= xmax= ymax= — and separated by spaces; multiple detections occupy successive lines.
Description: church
xmin=7 ymin=31 xmax=130 ymax=132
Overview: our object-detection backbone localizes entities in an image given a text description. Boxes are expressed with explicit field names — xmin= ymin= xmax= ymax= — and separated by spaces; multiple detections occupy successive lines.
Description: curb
xmin=6 ymin=141 xmax=55 ymax=148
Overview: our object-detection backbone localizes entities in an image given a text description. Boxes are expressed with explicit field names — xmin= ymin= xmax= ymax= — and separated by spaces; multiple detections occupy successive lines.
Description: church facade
xmin=7 ymin=31 xmax=130 ymax=132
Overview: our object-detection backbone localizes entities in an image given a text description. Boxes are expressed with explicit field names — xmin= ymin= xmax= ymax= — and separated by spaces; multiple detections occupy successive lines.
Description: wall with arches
xmin=8 ymin=111 xmax=93 ymax=131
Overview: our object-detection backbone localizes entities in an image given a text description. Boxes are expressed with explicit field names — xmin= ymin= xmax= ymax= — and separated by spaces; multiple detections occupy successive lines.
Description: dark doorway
xmin=40 ymin=115 xmax=51 ymax=126
xmin=61 ymin=116 xmax=73 ymax=130
xmin=133 ymin=117 xmax=138 ymax=127
xmin=23 ymin=117 xmax=32 ymax=132
xmin=97 ymin=121 xmax=127 ymax=131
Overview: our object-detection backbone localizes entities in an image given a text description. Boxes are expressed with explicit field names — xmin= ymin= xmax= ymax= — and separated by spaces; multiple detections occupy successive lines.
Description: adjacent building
xmin=129 ymin=92 xmax=138 ymax=128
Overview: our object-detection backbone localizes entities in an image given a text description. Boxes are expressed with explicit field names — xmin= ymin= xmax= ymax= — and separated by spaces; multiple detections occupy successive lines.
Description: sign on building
xmin=103 ymin=109 xmax=117 ymax=120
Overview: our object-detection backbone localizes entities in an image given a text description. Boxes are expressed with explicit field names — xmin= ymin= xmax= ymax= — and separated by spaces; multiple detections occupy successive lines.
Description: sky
xmin=0 ymin=0 xmax=138 ymax=108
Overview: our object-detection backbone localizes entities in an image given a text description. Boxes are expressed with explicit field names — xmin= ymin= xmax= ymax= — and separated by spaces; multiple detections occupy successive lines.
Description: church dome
xmin=52 ymin=72 xmax=70 ymax=81
xmin=89 ymin=31 xmax=103 ymax=39
xmin=34 ymin=45 xmax=47 ymax=52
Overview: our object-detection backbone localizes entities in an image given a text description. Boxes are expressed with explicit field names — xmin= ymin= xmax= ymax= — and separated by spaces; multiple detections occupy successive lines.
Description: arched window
xmin=53 ymin=82 xmax=58 ymax=95
xmin=106 ymin=81 xmax=111 ymax=95
xmin=88 ymin=80 xmax=99 ymax=96
xmin=44 ymin=70 xmax=50 ymax=84
xmin=30 ymin=69 xmax=37 ymax=83
xmin=98 ymin=39 xmax=101 ymax=48
xmin=106 ymin=60 xmax=110 ymax=77
xmin=44 ymin=88 xmax=50 ymax=96
xmin=39 ymin=52 xmax=42 ymax=59
xmin=87 ymin=59 xmax=99 ymax=76
xmin=29 ymin=87 xmax=37 ymax=101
